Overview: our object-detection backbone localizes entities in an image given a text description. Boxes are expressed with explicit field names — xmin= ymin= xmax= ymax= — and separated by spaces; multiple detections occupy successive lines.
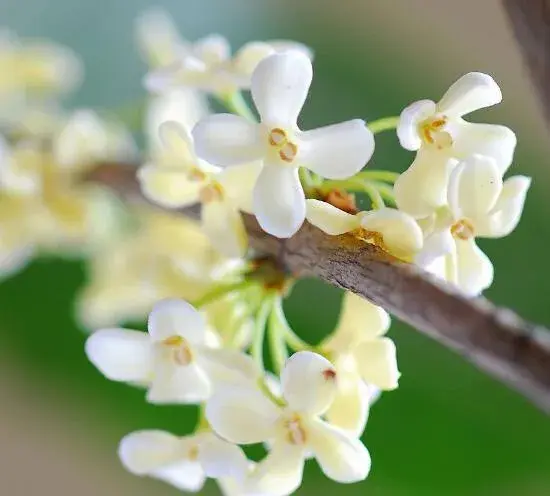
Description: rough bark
xmin=88 ymin=163 xmax=550 ymax=415
xmin=502 ymin=0 xmax=550 ymax=123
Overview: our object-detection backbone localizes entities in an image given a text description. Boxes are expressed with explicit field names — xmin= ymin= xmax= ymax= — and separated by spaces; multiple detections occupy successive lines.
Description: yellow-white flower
xmin=193 ymin=52 xmax=375 ymax=238
xmin=206 ymin=351 xmax=371 ymax=495
xmin=395 ymin=72 xmax=517 ymax=218
xmin=321 ymin=292 xmax=398 ymax=436
xmin=119 ymin=430 xmax=250 ymax=494
xmin=85 ymin=299 xmax=258 ymax=404
xmin=144 ymin=31 xmax=312 ymax=96
xmin=417 ymin=154 xmax=531 ymax=296
xmin=138 ymin=121 xmax=261 ymax=257
xmin=53 ymin=109 xmax=137 ymax=170
xmin=0 ymin=28 xmax=82 ymax=98
xmin=306 ymin=199 xmax=423 ymax=259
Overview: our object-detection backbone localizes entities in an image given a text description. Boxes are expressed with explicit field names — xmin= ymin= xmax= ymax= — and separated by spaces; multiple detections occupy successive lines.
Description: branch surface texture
xmin=89 ymin=163 xmax=550 ymax=415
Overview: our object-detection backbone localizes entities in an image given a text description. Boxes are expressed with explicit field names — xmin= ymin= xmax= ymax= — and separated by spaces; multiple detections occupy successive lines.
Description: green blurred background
xmin=1 ymin=0 xmax=549 ymax=494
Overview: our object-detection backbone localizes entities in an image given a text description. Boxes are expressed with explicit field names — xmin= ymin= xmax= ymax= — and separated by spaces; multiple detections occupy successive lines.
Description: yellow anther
xmin=188 ymin=167 xmax=207 ymax=182
xmin=268 ymin=128 xmax=288 ymax=146
xmin=199 ymin=182 xmax=224 ymax=203
xmin=162 ymin=335 xmax=194 ymax=366
xmin=451 ymin=219 xmax=475 ymax=240
xmin=279 ymin=142 xmax=298 ymax=162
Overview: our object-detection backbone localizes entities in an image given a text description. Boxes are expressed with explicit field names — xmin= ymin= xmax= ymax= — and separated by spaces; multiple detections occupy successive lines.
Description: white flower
xmin=85 ymin=298 xmax=258 ymax=403
xmin=206 ymin=351 xmax=371 ymax=495
xmin=306 ymin=199 xmax=423 ymax=259
xmin=321 ymin=292 xmax=398 ymax=436
xmin=145 ymin=32 xmax=312 ymax=96
xmin=395 ymin=72 xmax=517 ymax=218
xmin=417 ymin=154 xmax=531 ymax=296
xmin=138 ymin=121 xmax=261 ymax=257
xmin=193 ymin=52 xmax=375 ymax=238
xmin=119 ymin=430 xmax=249 ymax=493
xmin=53 ymin=110 xmax=137 ymax=170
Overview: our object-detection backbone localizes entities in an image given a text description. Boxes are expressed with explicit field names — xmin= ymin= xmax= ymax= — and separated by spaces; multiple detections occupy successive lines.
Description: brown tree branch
xmin=502 ymin=0 xmax=550 ymax=123
xmin=88 ymin=163 xmax=550 ymax=415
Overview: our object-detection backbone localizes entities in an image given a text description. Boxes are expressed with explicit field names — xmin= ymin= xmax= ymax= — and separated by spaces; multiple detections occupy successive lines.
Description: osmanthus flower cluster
xmin=0 ymin=8 xmax=533 ymax=496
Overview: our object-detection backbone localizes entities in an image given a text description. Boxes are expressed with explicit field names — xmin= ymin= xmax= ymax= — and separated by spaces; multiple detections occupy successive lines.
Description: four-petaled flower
xmin=416 ymin=154 xmax=530 ymax=296
xmin=306 ymin=199 xmax=423 ymax=260
xmin=192 ymin=51 xmax=375 ymax=238
xmin=138 ymin=121 xmax=262 ymax=257
xmin=321 ymin=292 xmax=398 ymax=436
xmin=206 ymin=351 xmax=371 ymax=495
xmin=86 ymin=298 xmax=258 ymax=403
xmin=395 ymin=72 xmax=517 ymax=218
xmin=145 ymin=32 xmax=312 ymax=97
xmin=119 ymin=429 xmax=250 ymax=494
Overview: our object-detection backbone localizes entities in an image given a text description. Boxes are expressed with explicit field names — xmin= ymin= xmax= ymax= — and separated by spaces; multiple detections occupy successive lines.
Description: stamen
xmin=451 ymin=219 xmax=475 ymax=240
xmin=162 ymin=335 xmax=194 ymax=366
xmin=279 ymin=142 xmax=298 ymax=162
xmin=285 ymin=414 xmax=307 ymax=445
xmin=199 ymin=182 xmax=224 ymax=203
xmin=268 ymin=128 xmax=287 ymax=146
xmin=188 ymin=167 xmax=207 ymax=182
xmin=322 ymin=368 xmax=337 ymax=381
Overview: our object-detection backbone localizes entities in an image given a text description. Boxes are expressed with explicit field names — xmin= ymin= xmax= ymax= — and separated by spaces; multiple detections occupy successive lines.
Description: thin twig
xmin=87 ymin=163 xmax=550 ymax=415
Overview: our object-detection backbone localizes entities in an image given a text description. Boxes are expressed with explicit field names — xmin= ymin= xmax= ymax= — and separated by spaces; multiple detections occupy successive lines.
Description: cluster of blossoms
xmin=0 ymin=8 xmax=530 ymax=495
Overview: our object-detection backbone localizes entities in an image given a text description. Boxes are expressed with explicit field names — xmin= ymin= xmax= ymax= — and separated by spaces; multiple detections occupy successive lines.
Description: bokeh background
xmin=1 ymin=0 xmax=549 ymax=494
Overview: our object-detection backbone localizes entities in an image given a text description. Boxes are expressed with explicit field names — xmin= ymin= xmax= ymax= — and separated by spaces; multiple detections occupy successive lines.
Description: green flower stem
xmin=217 ymin=92 xmax=257 ymax=122
xmin=251 ymin=295 xmax=275 ymax=371
xmin=367 ymin=116 xmax=400 ymax=134
xmin=268 ymin=297 xmax=290 ymax=374
xmin=193 ymin=280 xmax=254 ymax=308
xmin=357 ymin=170 xmax=401 ymax=183
xmin=271 ymin=298 xmax=313 ymax=352
xmin=371 ymin=181 xmax=396 ymax=205
xmin=195 ymin=405 xmax=210 ymax=432
xmin=363 ymin=182 xmax=385 ymax=210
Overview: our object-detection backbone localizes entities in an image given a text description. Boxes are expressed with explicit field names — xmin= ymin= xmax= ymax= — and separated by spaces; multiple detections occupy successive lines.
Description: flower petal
xmin=137 ymin=165 xmax=202 ymax=208
xmin=218 ymin=161 xmax=263 ymax=213
xmin=148 ymin=298 xmax=206 ymax=343
xmin=85 ymin=329 xmax=152 ymax=383
xmin=206 ymin=388 xmax=280 ymax=444
xmin=198 ymin=346 xmax=259 ymax=389
xmin=396 ymin=99 xmax=436 ymax=151
xmin=455 ymin=239 xmax=494 ymax=296
xmin=479 ymin=175 xmax=531 ymax=238
xmin=192 ymin=114 xmax=263 ymax=167
xmin=201 ymin=201 xmax=248 ymax=258
xmin=298 ymin=120 xmax=374 ymax=179
xmin=193 ymin=34 xmax=230 ymax=65
xmin=119 ymin=430 xmax=184 ymax=474
xmin=324 ymin=292 xmax=390 ymax=352
xmin=119 ymin=431 xmax=206 ymax=492
xmin=232 ymin=41 xmax=275 ymax=77
xmin=437 ymin=72 xmax=502 ymax=117
xmin=305 ymin=199 xmax=359 ymax=235
xmin=353 ymin=337 xmax=400 ymax=390
xmin=158 ymin=120 xmax=197 ymax=163
xmin=147 ymin=360 xmax=211 ymax=404
xmin=253 ymin=163 xmax=305 ymax=238
xmin=450 ymin=122 xmax=516 ymax=173
xmin=447 ymin=154 xmax=502 ymax=223
xmin=325 ymin=358 xmax=370 ymax=437
xmin=251 ymin=51 xmax=312 ymax=127
xmin=306 ymin=418 xmax=371 ymax=483
xmin=198 ymin=434 xmax=249 ymax=480
xmin=247 ymin=440 xmax=305 ymax=496
xmin=416 ymin=228 xmax=454 ymax=267
xmin=281 ymin=351 xmax=337 ymax=415
xmin=394 ymin=148 xmax=457 ymax=218
xmin=359 ymin=208 xmax=423 ymax=258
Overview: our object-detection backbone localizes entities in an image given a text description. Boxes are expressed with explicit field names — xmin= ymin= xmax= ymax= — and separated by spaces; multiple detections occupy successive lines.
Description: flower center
xmin=451 ymin=218 xmax=475 ymax=240
xmin=283 ymin=414 xmax=307 ymax=446
xmin=199 ymin=181 xmax=224 ymax=203
xmin=188 ymin=167 xmax=208 ymax=182
xmin=268 ymin=128 xmax=298 ymax=163
xmin=162 ymin=335 xmax=194 ymax=366
xmin=187 ymin=445 xmax=199 ymax=461
xmin=420 ymin=116 xmax=453 ymax=150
